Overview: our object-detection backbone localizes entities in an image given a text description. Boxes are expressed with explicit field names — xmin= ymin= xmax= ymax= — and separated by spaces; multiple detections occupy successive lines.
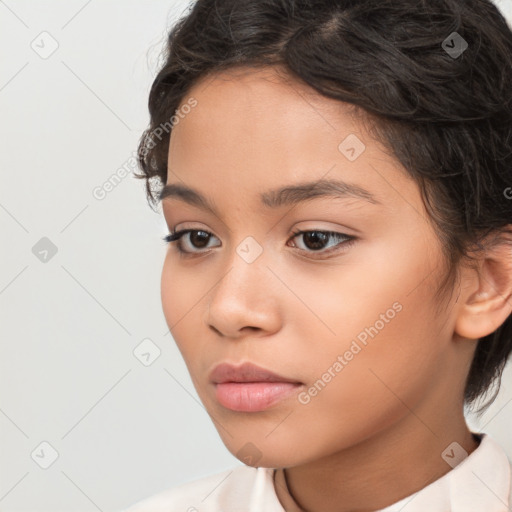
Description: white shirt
xmin=124 ymin=432 xmax=512 ymax=511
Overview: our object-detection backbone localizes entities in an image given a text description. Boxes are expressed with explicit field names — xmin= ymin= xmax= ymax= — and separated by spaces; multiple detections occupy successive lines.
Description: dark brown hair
xmin=135 ymin=0 xmax=512 ymax=415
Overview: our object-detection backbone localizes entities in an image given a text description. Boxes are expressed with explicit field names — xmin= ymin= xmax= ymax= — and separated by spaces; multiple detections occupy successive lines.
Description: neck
xmin=274 ymin=408 xmax=479 ymax=512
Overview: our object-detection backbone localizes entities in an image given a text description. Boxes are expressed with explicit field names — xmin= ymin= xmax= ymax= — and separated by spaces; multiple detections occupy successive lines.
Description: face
xmin=160 ymin=66 xmax=466 ymax=468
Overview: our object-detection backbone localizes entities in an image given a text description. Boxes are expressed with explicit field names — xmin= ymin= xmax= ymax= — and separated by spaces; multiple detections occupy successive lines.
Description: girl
xmin=126 ymin=0 xmax=512 ymax=510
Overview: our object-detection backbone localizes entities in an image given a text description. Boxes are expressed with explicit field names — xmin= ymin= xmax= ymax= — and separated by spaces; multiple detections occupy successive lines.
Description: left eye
xmin=288 ymin=229 xmax=356 ymax=254
xmin=162 ymin=229 xmax=356 ymax=257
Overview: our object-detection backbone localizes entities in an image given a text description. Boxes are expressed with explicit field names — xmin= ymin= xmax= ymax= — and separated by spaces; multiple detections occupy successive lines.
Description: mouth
xmin=213 ymin=381 xmax=303 ymax=412
xmin=209 ymin=361 xmax=304 ymax=412
xmin=209 ymin=361 xmax=302 ymax=384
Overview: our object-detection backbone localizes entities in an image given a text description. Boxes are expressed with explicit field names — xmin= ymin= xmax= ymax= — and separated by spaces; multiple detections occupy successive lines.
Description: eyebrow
xmin=159 ymin=178 xmax=381 ymax=215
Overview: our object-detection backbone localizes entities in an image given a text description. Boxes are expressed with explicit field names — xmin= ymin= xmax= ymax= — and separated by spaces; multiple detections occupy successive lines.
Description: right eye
xmin=162 ymin=229 xmax=221 ymax=255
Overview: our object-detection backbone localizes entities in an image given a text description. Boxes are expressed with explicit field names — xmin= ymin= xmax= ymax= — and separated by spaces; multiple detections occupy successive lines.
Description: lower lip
xmin=214 ymin=382 xmax=302 ymax=412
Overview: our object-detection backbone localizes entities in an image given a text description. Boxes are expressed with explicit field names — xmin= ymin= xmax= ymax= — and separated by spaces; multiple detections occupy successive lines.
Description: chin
xmin=221 ymin=439 xmax=307 ymax=469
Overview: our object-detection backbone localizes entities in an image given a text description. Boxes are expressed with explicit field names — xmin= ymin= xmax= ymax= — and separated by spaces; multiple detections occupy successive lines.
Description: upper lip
xmin=210 ymin=361 xmax=302 ymax=384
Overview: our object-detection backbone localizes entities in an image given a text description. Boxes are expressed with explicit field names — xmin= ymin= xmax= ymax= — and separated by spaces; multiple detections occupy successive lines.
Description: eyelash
xmin=162 ymin=228 xmax=357 ymax=258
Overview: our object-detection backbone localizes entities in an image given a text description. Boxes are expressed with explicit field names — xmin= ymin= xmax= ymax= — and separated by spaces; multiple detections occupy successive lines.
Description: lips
xmin=209 ymin=361 xmax=302 ymax=384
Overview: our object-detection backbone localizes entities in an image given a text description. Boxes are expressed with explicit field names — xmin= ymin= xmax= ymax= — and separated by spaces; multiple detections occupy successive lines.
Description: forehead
xmin=175 ymin=65 xmax=362 ymax=146
xmin=189 ymin=65 xmax=349 ymax=110
xmin=166 ymin=66 xmax=417 ymax=215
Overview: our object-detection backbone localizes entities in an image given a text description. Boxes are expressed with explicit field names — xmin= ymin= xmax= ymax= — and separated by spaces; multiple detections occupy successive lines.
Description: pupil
xmin=304 ymin=231 xmax=327 ymax=250
xmin=191 ymin=231 xmax=209 ymax=248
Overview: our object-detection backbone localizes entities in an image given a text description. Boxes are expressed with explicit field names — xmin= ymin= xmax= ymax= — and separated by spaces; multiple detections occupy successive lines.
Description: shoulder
xmin=123 ymin=465 xmax=278 ymax=512
xmin=481 ymin=434 xmax=512 ymax=508
xmin=459 ymin=432 xmax=512 ymax=510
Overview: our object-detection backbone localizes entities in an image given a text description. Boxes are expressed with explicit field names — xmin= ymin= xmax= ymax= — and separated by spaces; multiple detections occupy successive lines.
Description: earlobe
xmin=454 ymin=241 xmax=512 ymax=341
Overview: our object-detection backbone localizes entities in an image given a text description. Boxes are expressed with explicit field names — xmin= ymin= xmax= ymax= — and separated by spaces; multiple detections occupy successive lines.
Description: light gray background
xmin=1 ymin=1 xmax=511 ymax=510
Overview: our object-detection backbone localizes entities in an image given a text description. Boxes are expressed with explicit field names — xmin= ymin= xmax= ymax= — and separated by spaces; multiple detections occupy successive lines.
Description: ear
xmin=454 ymin=235 xmax=512 ymax=340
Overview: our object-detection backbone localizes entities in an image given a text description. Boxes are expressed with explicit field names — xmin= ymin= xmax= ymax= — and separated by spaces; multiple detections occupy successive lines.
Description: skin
xmin=160 ymin=65 xmax=512 ymax=512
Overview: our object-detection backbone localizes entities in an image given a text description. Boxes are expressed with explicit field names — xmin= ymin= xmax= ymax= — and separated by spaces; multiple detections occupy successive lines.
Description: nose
xmin=205 ymin=250 xmax=282 ymax=339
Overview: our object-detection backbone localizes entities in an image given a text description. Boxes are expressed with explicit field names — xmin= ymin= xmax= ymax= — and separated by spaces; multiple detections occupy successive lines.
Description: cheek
xmin=285 ymin=242 xmax=446 ymax=424
xmin=160 ymin=256 xmax=179 ymax=327
xmin=322 ymin=301 xmax=443 ymax=408
xmin=160 ymin=256 xmax=202 ymax=356
xmin=262 ymin=298 xmax=447 ymax=464
xmin=160 ymin=254 xmax=206 ymax=321
xmin=281 ymin=231 xmax=435 ymax=337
